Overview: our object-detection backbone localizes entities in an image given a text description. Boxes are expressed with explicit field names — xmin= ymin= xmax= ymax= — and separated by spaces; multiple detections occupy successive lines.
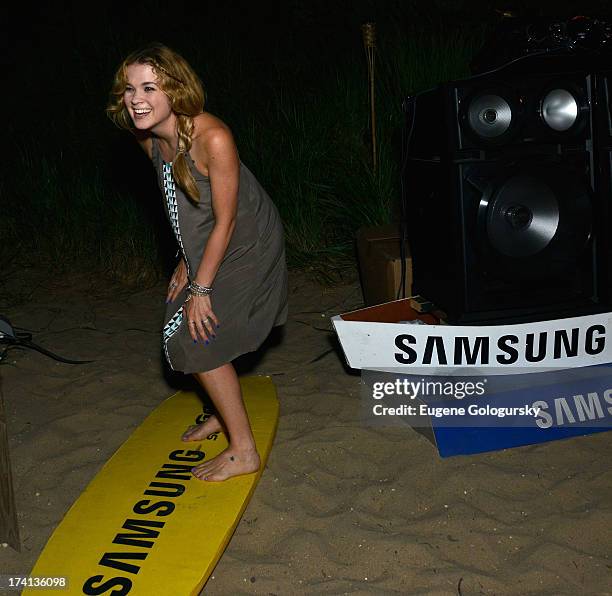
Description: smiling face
xmin=123 ymin=62 xmax=174 ymax=132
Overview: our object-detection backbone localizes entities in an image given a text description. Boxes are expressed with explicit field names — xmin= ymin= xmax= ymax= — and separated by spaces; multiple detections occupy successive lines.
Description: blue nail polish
xmin=193 ymin=339 xmax=197 ymax=343
xmin=216 ymin=324 xmax=220 ymax=328
xmin=205 ymin=340 xmax=209 ymax=345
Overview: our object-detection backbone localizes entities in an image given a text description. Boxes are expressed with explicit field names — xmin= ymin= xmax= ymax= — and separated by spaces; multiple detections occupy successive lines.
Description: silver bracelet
xmin=188 ymin=280 xmax=213 ymax=296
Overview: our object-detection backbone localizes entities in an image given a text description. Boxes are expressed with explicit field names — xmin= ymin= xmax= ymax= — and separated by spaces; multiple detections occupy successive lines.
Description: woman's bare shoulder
xmin=191 ymin=113 xmax=237 ymax=170
xmin=192 ymin=113 xmax=234 ymax=147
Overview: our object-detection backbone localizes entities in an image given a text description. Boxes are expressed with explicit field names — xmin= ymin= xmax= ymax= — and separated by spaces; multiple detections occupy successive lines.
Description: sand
xmin=0 ymin=265 xmax=611 ymax=595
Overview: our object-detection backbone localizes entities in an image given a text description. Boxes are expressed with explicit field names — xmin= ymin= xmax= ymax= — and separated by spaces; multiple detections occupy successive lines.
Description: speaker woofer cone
xmin=486 ymin=175 xmax=560 ymax=257
xmin=541 ymin=89 xmax=579 ymax=131
xmin=468 ymin=94 xmax=512 ymax=138
xmin=475 ymin=166 xmax=593 ymax=281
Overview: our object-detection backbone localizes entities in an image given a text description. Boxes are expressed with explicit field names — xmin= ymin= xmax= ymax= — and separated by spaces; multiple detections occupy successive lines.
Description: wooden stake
xmin=362 ymin=22 xmax=377 ymax=173
xmin=0 ymin=372 xmax=20 ymax=551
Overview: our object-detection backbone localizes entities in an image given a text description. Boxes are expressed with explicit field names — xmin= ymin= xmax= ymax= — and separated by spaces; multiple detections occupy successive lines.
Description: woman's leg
xmin=182 ymin=362 xmax=260 ymax=481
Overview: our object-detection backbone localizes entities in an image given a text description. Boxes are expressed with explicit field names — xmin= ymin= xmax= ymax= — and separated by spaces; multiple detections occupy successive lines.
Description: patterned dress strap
xmin=162 ymin=163 xmax=191 ymax=277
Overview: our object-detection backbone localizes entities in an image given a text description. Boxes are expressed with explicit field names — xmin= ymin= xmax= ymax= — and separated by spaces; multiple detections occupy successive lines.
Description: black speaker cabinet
xmin=593 ymin=70 xmax=612 ymax=305
xmin=403 ymin=56 xmax=611 ymax=324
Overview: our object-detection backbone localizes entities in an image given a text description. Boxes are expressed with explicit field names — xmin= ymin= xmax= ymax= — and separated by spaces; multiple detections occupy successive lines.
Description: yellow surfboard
xmin=24 ymin=376 xmax=279 ymax=596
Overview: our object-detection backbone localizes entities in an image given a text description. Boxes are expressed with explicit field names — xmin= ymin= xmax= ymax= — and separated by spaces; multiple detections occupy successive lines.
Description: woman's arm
xmin=191 ymin=125 xmax=240 ymax=287
xmin=183 ymin=123 xmax=239 ymax=342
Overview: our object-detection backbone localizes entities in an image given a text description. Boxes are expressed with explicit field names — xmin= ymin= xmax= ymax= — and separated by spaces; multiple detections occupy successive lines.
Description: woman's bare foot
xmin=191 ymin=447 xmax=260 ymax=481
xmin=181 ymin=414 xmax=223 ymax=441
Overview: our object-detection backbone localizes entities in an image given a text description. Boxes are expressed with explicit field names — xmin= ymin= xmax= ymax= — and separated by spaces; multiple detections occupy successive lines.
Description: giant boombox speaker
xmin=403 ymin=50 xmax=612 ymax=324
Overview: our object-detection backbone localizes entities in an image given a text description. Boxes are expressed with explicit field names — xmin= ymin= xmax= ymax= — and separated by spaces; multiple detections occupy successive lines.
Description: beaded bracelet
xmin=188 ymin=280 xmax=213 ymax=296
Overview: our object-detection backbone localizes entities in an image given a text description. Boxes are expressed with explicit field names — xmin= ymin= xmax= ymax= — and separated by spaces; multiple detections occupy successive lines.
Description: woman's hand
xmin=184 ymin=294 xmax=220 ymax=343
xmin=167 ymin=258 xmax=188 ymax=303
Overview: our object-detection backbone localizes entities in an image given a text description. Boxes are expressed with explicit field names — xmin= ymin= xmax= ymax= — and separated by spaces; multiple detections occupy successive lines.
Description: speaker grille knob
xmin=504 ymin=204 xmax=533 ymax=230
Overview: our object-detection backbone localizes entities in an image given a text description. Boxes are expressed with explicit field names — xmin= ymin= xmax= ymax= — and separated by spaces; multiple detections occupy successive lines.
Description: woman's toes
xmin=181 ymin=415 xmax=223 ymax=442
xmin=181 ymin=425 xmax=199 ymax=441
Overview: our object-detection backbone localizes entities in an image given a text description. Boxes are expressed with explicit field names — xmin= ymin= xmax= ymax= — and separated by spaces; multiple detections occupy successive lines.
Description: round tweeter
xmin=467 ymin=94 xmax=512 ymax=138
xmin=541 ymin=89 xmax=579 ymax=132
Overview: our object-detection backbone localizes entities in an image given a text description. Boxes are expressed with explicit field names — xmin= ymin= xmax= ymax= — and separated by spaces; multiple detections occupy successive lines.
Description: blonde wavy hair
xmin=106 ymin=43 xmax=205 ymax=202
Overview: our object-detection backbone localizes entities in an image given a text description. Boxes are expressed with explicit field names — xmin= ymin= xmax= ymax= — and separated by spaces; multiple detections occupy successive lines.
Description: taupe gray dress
xmin=151 ymin=138 xmax=288 ymax=373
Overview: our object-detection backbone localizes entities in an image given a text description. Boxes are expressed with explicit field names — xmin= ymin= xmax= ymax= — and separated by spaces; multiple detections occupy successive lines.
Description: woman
xmin=106 ymin=43 xmax=288 ymax=481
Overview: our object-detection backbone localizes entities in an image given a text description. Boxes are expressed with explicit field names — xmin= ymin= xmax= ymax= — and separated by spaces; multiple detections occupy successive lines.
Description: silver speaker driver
xmin=467 ymin=94 xmax=512 ymax=138
xmin=541 ymin=89 xmax=578 ymax=132
xmin=486 ymin=175 xmax=560 ymax=258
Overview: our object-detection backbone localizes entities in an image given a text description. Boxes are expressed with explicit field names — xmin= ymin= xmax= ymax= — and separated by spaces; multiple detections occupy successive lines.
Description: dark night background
xmin=1 ymin=0 xmax=610 ymax=284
